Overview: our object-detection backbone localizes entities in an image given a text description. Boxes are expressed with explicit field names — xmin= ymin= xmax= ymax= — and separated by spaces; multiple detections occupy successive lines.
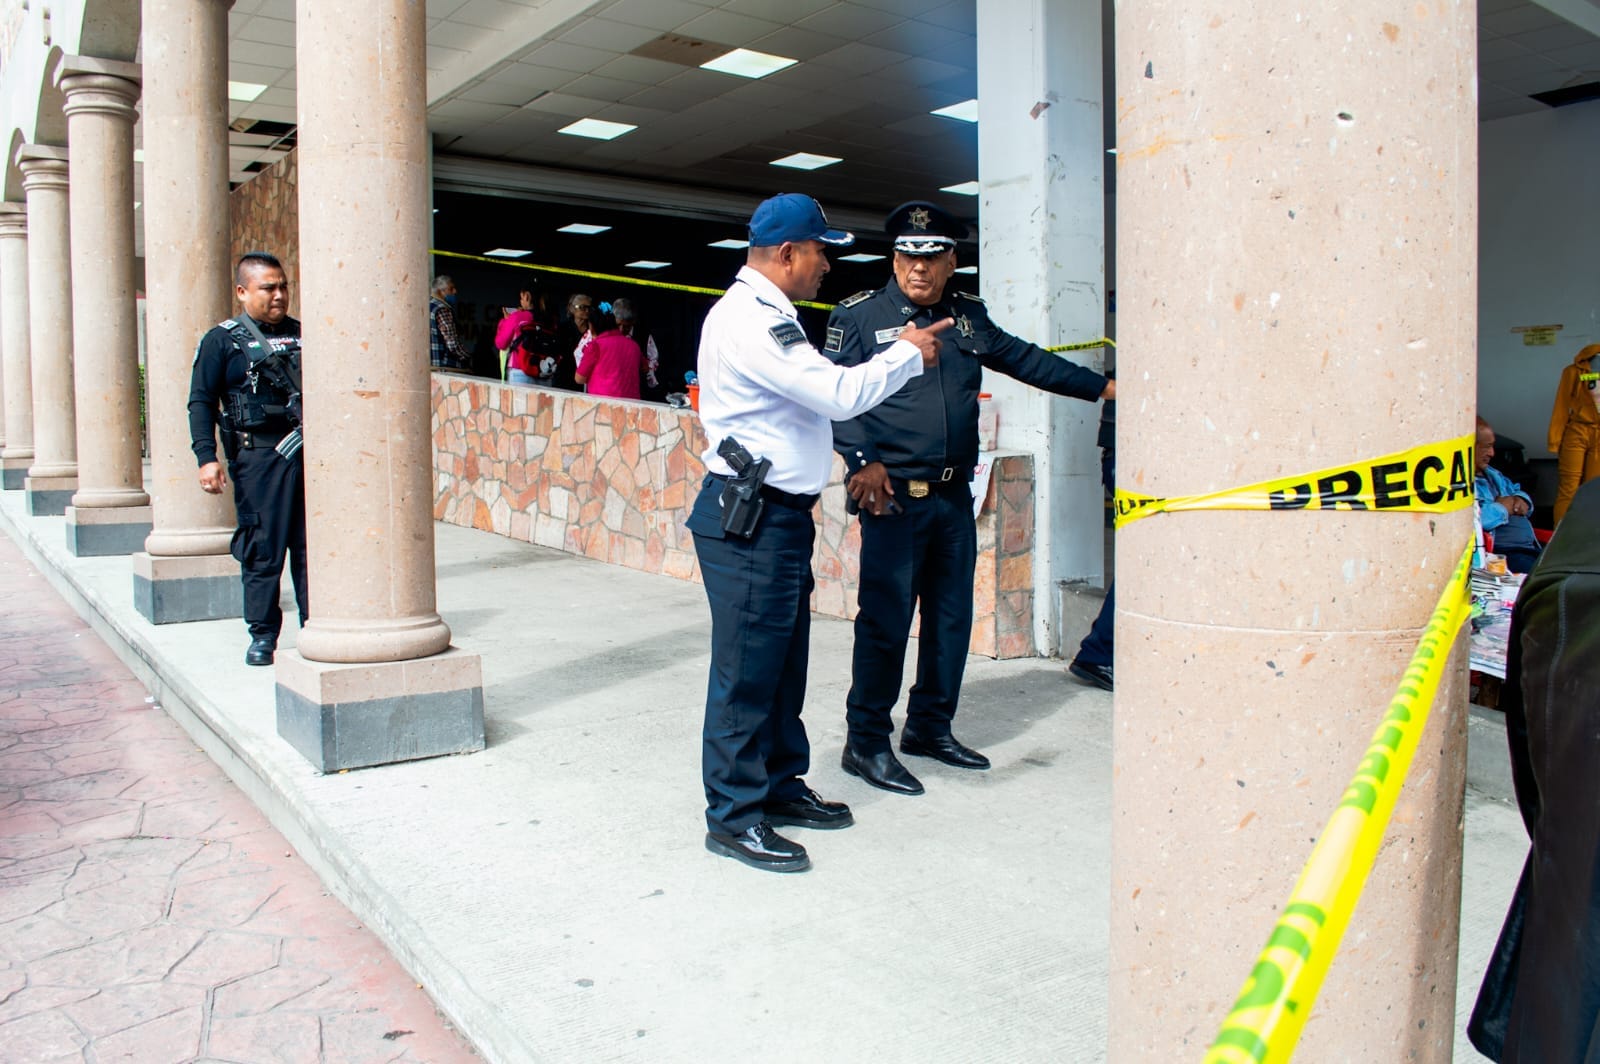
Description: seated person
xmin=1475 ymin=416 xmax=1541 ymax=574
xmin=574 ymin=303 xmax=644 ymax=400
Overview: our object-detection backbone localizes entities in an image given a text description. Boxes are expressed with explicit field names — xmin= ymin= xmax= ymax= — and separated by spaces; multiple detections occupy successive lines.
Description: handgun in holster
xmin=717 ymin=436 xmax=771 ymax=539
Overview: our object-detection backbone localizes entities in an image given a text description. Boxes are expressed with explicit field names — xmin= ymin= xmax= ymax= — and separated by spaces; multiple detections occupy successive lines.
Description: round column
xmin=141 ymin=0 xmax=235 ymax=559
xmin=294 ymin=0 xmax=450 ymax=663
xmin=18 ymin=150 xmax=78 ymax=497
xmin=1108 ymin=2 xmax=1475 ymax=1059
xmin=59 ymin=63 xmax=148 ymax=511
xmin=0 ymin=205 xmax=35 ymax=489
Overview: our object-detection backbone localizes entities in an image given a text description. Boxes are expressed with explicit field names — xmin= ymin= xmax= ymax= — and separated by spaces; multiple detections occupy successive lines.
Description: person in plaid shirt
xmin=429 ymin=275 xmax=470 ymax=369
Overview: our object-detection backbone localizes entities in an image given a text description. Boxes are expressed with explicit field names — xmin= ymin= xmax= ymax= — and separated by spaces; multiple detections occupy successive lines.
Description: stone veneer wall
xmin=228 ymin=148 xmax=300 ymax=318
xmin=432 ymin=374 xmax=1039 ymax=659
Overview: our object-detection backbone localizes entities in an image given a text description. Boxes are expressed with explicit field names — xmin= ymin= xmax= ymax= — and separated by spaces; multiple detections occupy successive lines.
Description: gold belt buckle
xmin=908 ymin=480 xmax=929 ymax=498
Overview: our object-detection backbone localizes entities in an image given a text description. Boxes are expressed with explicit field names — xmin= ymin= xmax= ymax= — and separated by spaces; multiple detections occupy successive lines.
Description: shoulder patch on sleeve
xmin=955 ymin=291 xmax=985 ymax=305
xmin=824 ymin=326 xmax=844 ymax=353
xmin=219 ymin=318 xmax=238 ymax=328
xmin=838 ymin=290 xmax=874 ymax=308
xmin=769 ymin=321 xmax=807 ymax=348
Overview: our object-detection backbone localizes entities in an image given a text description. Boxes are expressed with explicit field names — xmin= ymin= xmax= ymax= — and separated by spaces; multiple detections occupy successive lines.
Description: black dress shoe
xmin=766 ymin=788 xmax=854 ymax=830
xmin=705 ymin=822 xmax=810 ymax=873
xmin=245 ymin=639 xmax=276 ymax=667
xmin=899 ymin=730 xmax=991 ymax=770
xmin=840 ymin=745 xmax=924 ymax=795
xmin=1068 ymin=659 xmax=1113 ymax=692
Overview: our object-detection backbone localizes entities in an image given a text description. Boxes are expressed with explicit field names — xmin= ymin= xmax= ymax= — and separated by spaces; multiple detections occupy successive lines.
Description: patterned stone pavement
xmin=0 ymin=538 xmax=478 ymax=1063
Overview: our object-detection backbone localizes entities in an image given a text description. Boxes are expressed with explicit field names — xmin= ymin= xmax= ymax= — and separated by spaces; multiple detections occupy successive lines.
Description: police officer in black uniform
xmin=188 ymin=252 xmax=308 ymax=666
xmin=825 ymin=202 xmax=1115 ymax=795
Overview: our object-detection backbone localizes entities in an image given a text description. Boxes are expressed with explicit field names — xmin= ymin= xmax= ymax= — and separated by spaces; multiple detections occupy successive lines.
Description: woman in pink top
xmin=495 ymin=289 xmax=538 ymax=384
xmin=575 ymin=304 xmax=645 ymax=400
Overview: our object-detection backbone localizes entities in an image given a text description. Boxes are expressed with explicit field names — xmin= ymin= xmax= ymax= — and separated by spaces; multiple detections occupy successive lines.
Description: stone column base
xmin=275 ymin=648 xmax=486 ymax=772
xmin=2 ymin=456 xmax=31 ymax=490
xmin=24 ymin=474 xmax=78 ymax=516
xmin=132 ymin=551 xmax=242 ymax=624
xmin=65 ymin=504 xmax=154 ymax=557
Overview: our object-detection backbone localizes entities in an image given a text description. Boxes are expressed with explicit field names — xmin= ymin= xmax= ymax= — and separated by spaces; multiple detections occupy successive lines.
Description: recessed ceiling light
xmin=558 ymin=223 xmax=612 ymax=235
xmin=133 ymin=201 xmax=141 ymax=211
xmin=771 ymin=152 xmax=842 ymax=171
xmin=626 ymin=260 xmax=671 ymax=270
xmin=839 ymin=253 xmax=885 ymax=263
xmin=708 ymin=238 xmax=750 ymax=250
xmin=484 ymin=248 xmax=532 ymax=258
xmin=1106 ymin=147 xmax=1118 ymax=155
xmin=132 ymin=149 xmax=144 ymax=163
xmin=558 ymin=118 xmax=637 ymax=141
xmin=930 ymin=99 xmax=979 ymax=123
xmin=954 ymin=266 xmax=978 ymax=274
xmin=940 ymin=181 xmax=981 ymax=196
xmin=228 ymin=81 xmax=268 ymax=102
xmin=700 ymin=48 xmax=798 ymax=79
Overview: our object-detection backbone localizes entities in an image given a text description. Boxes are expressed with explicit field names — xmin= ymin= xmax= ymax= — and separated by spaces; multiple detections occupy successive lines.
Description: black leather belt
xmin=235 ymin=428 xmax=291 ymax=450
xmin=892 ymin=471 xmax=969 ymax=499
xmin=760 ymin=483 xmax=820 ymax=511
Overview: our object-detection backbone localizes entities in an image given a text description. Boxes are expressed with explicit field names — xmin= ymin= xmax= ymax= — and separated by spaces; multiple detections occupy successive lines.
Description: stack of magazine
xmin=1468 ymin=568 xmax=1525 ymax=680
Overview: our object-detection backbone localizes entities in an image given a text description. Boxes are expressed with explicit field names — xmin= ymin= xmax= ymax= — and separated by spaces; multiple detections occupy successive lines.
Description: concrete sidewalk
xmin=0 ymin=489 xmax=1523 ymax=1062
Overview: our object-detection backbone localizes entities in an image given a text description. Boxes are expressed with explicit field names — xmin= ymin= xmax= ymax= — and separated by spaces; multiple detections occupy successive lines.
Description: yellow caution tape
xmin=1203 ymin=542 xmax=1473 ymax=1064
xmin=430 ymin=249 xmax=1114 ymax=351
xmin=1114 ymin=433 xmax=1475 ymax=530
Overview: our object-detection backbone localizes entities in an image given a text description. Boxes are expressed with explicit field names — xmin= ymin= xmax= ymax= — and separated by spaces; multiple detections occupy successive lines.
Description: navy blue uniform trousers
xmin=846 ymin=483 xmax=976 ymax=752
xmin=1075 ymin=583 xmax=1115 ymax=667
xmin=689 ymin=482 xmax=813 ymax=835
xmin=229 ymin=445 xmax=308 ymax=643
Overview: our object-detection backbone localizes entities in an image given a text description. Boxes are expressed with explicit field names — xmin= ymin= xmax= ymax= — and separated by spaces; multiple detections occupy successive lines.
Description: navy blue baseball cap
xmin=748 ymin=193 xmax=855 ymax=248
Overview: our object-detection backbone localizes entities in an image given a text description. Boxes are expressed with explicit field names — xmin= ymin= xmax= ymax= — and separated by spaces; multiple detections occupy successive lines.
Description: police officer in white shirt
xmin=687 ymin=193 xmax=951 ymax=873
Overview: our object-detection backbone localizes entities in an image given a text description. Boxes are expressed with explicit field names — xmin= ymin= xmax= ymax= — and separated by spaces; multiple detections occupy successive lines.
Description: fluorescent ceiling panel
xmin=626 ymin=260 xmax=671 ymax=269
xmin=708 ymin=238 xmax=750 ymax=249
xmin=558 ymin=223 xmax=612 ymax=235
xmin=558 ymin=118 xmax=637 ymax=140
xmin=930 ymin=99 xmax=979 ymax=122
xmin=771 ymin=152 xmax=842 ymax=170
xmin=940 ymin=181 xmax=981 ymax=195
xmin=485 ymin=248 xmax=532 ymax=258
xmin=228 ymin=80 xmax=269 ymax=102
xmin=839 ymin=253 xmax=885 ymax=263
xmin=700 ymin=48 xmax=798 ymax=79
xmin=954 ymin=266 xmax=978 ymax=274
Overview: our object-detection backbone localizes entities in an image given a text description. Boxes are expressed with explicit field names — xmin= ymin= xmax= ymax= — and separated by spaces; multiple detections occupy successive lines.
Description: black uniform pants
xmin=689 ymin=482 xmax=813 ymax=835
xmin=846 ymin=482 xmax=976 ymax=752
xmin=229 ymin=445 xmax=308 ymax=642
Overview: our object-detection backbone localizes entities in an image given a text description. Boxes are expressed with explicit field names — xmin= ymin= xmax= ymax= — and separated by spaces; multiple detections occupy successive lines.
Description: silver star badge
xmin=909 ymin=207 xmax=931 ymax=231
xmin=956 ymin=314 xmax=975 ymax=338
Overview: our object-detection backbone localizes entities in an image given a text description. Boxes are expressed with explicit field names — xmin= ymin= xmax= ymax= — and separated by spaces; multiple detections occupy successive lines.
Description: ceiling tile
xmin=797 ymin=4 xmax=903 ymax=38
xmin=1479 ymin=98 xmax=1548 ymax=121
xmin=1478 ymin=35 xmax=1536 ymax=64
xmin=676 ymin=9 xmax=788 ymax=48
xmin=229 ymin=61 xmax=285 ymax=85
xmin=431 ymin=98 xmax=521 ymax=124
xmin=428 ymin=45 xmax=473 ymax=69
xmin=808 ymin=41 xmax=911 ymax=72
xmin=236 ymin=16 xmax=295 ymax=46
xmin=599 ymin=0 xmax=715 ymax=32
xmin=522 ymin=91 xmax=623 ymax=118
xmin=747 ymin=25 xmax=850 ymax=62
xmin=720 ymin=0 xmax=835 ymax=22
xmin=847 ymin=0 xmax=932 ymax=18
xmin=593 ymin=54 xmax=693 ymax=83
xmin=1507 ymin=24 xmax=1600 ymax=55
xmin=1480 ymin=52 xmax=1564 ymax=81
xmin=558 ymin=17 xmax=670 ymax=52
xmin=918 ymin=1 xmax=977 ymax=35
xmin=1480 ymin=4 xmax=1566 ymax=36
xmin=862 ymin=17 xmax=964 ymax=56
xmin=429 ymin=19 xmax=496 ymax=51
xmin=562 ymin=73 xmax=656 ymax=103
xmin=428 ymin=0 xmax=468 ymax=18
xmin=451 ymin=0 xmax=535 ymax=31
xmin=253 ymin=0 xmax=294 ymax=20
xmin=521 ymin=40 xmax=622 ymax=73
xmin=1546 ymin=39 xmax=1600 ymax=71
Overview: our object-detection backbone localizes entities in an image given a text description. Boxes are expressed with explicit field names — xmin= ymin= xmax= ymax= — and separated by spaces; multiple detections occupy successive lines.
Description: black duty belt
xmin=892 ymin=470 xmax=969 ymax=499
xmin=707 ymin=473 xmax=818 ymax=512
xmin=235 ymin=428 xmax=292 ymax=450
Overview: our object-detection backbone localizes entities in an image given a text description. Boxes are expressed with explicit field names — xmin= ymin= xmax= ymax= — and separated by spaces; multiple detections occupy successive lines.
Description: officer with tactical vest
xmin=188 ymin=251 xmax=308 ymax=666
xmin=824 ymin=201 xmax=1115 ymax=795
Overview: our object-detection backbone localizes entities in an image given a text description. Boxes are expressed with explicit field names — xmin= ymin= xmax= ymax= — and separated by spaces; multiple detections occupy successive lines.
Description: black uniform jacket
xmin=1468 ymin=476 xmax=1600 ymax=1062
xmin=824 ymin=279 xmax=1107 ymax=482
xmin=187 ymin=314 xmax=302 ymax=467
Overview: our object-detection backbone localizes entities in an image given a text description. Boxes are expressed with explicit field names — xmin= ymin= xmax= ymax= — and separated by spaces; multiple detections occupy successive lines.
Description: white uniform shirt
xmin=698 ymin=266 xmax=923 ymax=494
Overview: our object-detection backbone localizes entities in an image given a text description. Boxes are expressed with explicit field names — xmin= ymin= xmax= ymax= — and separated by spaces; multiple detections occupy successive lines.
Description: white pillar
xmin=0 ymin=204 xmax=34 ymax=489
xmin=275 ymin=0 xmax=484 ymax=771
xmin=133 ymin=0 xmax=243 ymax=623
xmin=976 ymin=0 xmax=1109 ymax=654
xmin=17 ymin=146 xmax=78 ymax=517
xmin=58 ymin=56 xmax=151 ymax=556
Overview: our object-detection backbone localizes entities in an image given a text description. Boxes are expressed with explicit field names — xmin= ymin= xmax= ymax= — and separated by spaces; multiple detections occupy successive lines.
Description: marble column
xmin=17 ymin=147 xmax=77 ymax=516
xmin=56 ymin=57 xmax=150 ymax=556
xmin=975 ymin=0 xmax=1110 ymax=655
xmin=0 ymin=204 xmax=34 ymax=490
xmin=1108 ymin=1 xmax=1475 ymax=1059
xmin=277 ymin=0 xmax=484 ymax=771
xmin=132 ymin=0 xmax=241 ymax=623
